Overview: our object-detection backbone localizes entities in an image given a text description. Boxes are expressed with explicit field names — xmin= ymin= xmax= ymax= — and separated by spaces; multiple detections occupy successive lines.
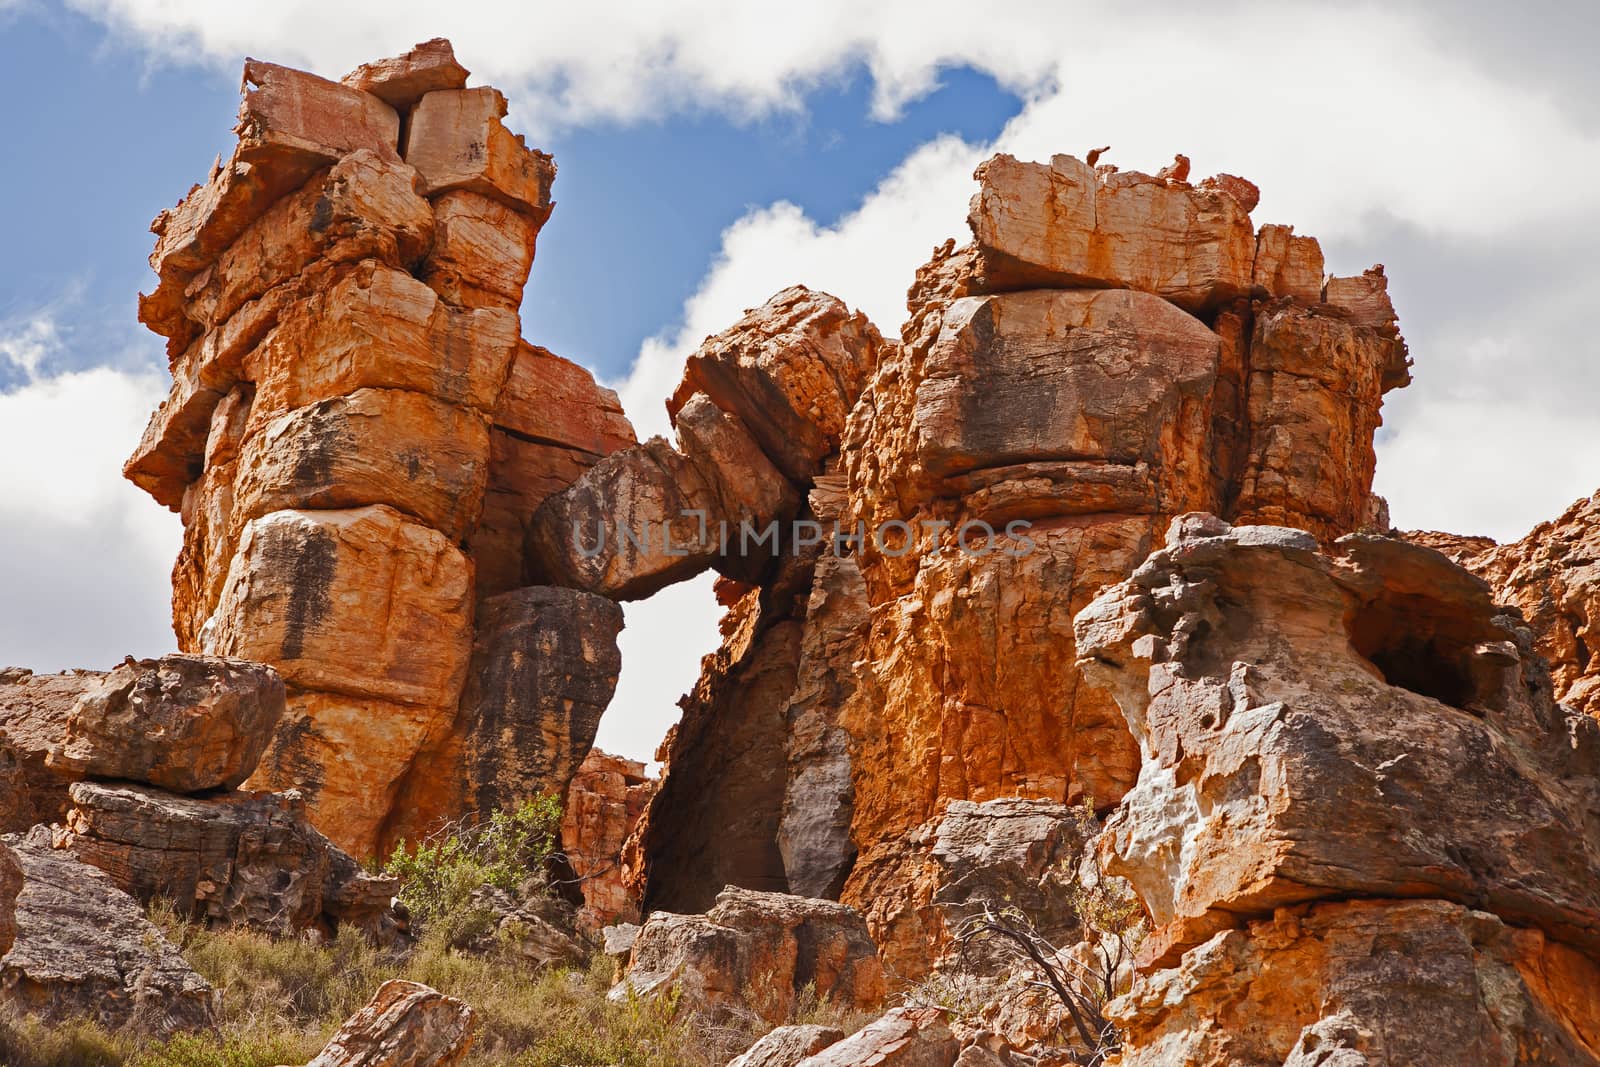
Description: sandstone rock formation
xmin=608 ymin=149 xmax=1409 ymax=967
xmin=0 ymin=829 xmax=215 ymax=1033
xmin=728 ymin=1024 xmax=846 ymax=1067
xmin=793 ymin=1008 xmax=958 ymax=1067
xmin=61 ymin=781 xmax=396 ymax=938
xmin=126 ymin=41 xmax=632 ymax=857
xmin=0 ymin=843 xmax=19 ymax=958
xmin=0 ymin=655 xmax=284 ymax=828
xmin=613 ymin=887 xmax=885 ymax=1025
xmin=561 ymin=748 xmax=655 ymax=933
xmin=1465 ymin=489 xmax=1600 ymax=722
xmin=1075 ymin=516 xmax=1600 ymax=1062
xmin=295 ymin=979 xmax=475 ymax=1067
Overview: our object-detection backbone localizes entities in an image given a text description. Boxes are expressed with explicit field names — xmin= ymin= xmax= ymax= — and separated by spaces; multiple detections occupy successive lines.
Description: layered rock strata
xmin=126 ymin=41 xmax=631 ymax=856
xmin=560 ymin=748 xmax=656 ymax=933
xmin=1075 ymin=516 xmax=1600 ymax=1062
xmin=577 ymin=150 xmax=1409 ymax=958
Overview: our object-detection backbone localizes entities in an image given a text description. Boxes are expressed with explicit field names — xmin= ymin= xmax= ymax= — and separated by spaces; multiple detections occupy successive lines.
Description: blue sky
xmin=2 ymin=0 xmax=1598 ymax=761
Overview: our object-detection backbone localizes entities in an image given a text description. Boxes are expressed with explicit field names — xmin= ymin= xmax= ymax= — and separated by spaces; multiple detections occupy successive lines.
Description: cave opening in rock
xmin=1347 ymin=593 xmax=1478 ymax=709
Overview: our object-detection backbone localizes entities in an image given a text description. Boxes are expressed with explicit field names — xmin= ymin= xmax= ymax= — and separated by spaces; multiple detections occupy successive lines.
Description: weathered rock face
xmin=561 ymin=749 xmax=656 ymax=933
xmin=1111 ymin=899 xmax=1600 ymax=1067
xmin=0 ymin=829 xmax=215 ymax=1034
xmin=299 ymin=979 xmax=475 ymax=1067
xmin=61 ymin=781 xmax=396 ymax=938
xmin=380 ymin=586 xmax=624 ymax=854
xmin=0 ymin=843 xmax=19 ymax=958
xmin=793 ymin=1008 xmax=959 ymax=1067
xmin=128 ymin=42 xmax=631 ymax=857
xmin=729 ymin=1024 xmax=846 ymax=1067
xmin=50 ymin=654 xmax=284 ymax=793
xmin=1470 ymin=490 xmax=1600 ymax=722
xmin=614 ymin=887 xmax=886 ymax=1026
xmin=0 ymin=656 xmax=285 ymax=827
xmin=529 ymin=286 xmax=876 ymax=600
xmin=1076 ymin=516 xmax=1600 ymax=964
xmin=611 ymin=152 xmax=1409 ymax=958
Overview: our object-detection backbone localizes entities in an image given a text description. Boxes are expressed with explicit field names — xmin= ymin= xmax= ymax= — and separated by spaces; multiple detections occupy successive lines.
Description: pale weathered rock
xmin=62 ymin=781 xmax=396 ymax=937
xmin=794 ymin=1008 xmax=959 ymax=1067
xmin=967 ymin=153 xmax=1255 ymax=311
xmin=729 ymin=1024 xmax=846 ymax=1067
xmin=300 ymin=980 xmax=474 ymax=1067
xmin=1252 ymin=222 xmax=1324 ymax=302
xmin=667 ymin=286 xmax=882 ymax=484
xmin=48 ymin=653 xmax=284 ymax=793
xmin=1473 ymin=489 xmax=1600 ymax=720
xmin=614 ymin=887 xmax=885 ymax=1026
xmin=561 ymin=749 xmax=655 ymax=933
xmin=1112 ymin=899 xmax=1600 ymax=1067
xmin=205 ymin=506 xmax=472 ymax=707
xmin=341 ymin=38 xmax=470 ymax=111
xmin=0 ymin=829 xmax=214 ymax=1033
xmin=380 ymin=586 xmax=623 ymax=852
xmin=1076 ymin=517 xmax=1600 ymax=963
xmin=405 ymin=88 xmax=554 ymax=219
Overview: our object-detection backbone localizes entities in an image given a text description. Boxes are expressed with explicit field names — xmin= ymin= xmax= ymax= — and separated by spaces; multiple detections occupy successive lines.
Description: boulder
xmin=0 ymin=829 xmax=214 ymax=1033
xmin=1 ymin=668 xmax=102 ymax=828
xmin=614 ymin=887 xmax=885 ymax=1025
xmin=667 ymin=286 xmax=882 ymax=484
xmin=298 ymin=980 xmax=475 ymax=1067
xmin=341 ymin=38 xmax=470 ymax=111
xmin=793 ymin=1008 xmax=959 ymax=1067
xmin=62 ymin=781 xmax=396 ymax=937
xmin=561 ymin=749 xmax=655 ymax=932
xmin=1112 ymin=899 xmax=1600 ymax=1067
xmin=47 ymin=654 xmax=283 ymax=793
xmin=729 ymin=1024 xmax=846 ymax=1067
xmin=1075 ymin=516 xmax=1600 ymax=963
xmin=967 ymin=153 xmax=1255 ymax=311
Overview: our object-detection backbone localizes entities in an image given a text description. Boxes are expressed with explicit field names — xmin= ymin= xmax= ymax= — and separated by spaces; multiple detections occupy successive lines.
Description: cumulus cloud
xmin=0 ymin=312 xmax=179 ymax=670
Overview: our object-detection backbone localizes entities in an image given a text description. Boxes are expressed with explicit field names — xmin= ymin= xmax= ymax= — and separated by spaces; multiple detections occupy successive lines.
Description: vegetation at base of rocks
xmin=383 ymin=795 xmax=565 ymax=945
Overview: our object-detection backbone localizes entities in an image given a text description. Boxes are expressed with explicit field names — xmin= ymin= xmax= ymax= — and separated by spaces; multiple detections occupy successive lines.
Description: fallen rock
xmin=794 ymin=1008 xmax=959 ymax=1067
xmin=729 ymin=1024 xmax=846 ymax=1067
xmin=1112 ymin=899 xmax=1600 ymax=1067
xmin=1075 ymin=516 xmax=1600 ymax=963
xmin=0 ymin=829 xmax=214 ymax=1033
xmin=298 ymin=979 xmax=474 ymax=1067
xmin=49 ymin=653 xmax=284 ymax=793
xmin=614 ymin=887 xmax=885 ymax=1025
xmin=967 ymin=153 xmax=1255 ymax=311
xmin=1 ymin=668 xmax=108 ymax=828
xmin=62 ymin=781 xmax=396 ymax=938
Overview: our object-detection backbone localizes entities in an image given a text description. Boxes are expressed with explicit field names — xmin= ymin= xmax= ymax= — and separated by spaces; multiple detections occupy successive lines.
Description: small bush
xmin=384 ymin=796 xmax=564 ymax=944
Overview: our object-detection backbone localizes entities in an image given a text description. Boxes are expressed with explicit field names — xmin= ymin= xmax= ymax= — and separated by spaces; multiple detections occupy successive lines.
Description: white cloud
xmin=0 ymin=347 xmax=181 ymax=671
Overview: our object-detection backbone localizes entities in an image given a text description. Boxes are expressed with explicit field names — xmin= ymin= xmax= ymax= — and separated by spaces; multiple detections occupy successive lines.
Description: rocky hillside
xmin=2 ymin=36 xmax=1598 ymax=1067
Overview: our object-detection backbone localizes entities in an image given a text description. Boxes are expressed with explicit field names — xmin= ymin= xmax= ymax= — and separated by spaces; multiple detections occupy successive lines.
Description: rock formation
xmin=1075 ymin=516 xmax=1600 ymax=1062
xmin=125 ymin=40 xmax=631 ymax=857
xmin=549 ymin=149 xmax=1413 ymax=969
xmin=612 ymin=886 xmax=886 ymax=1026
xmin=294 ymin=979 xmax=475 ymax=1067
xmin=561 ymin=748 xmax=655 ymax=933
xmin=0 ymin=828 xmax=216 ymax=1034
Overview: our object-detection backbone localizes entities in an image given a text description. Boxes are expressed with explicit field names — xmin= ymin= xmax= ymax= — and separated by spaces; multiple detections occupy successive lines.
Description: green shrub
xmin=383 ymin=796 xmax=564 ymax=943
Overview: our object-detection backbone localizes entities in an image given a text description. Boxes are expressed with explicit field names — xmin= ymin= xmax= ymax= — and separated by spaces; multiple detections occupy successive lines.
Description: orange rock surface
xmin=561 ymin=749 xmax=656 ymax=933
